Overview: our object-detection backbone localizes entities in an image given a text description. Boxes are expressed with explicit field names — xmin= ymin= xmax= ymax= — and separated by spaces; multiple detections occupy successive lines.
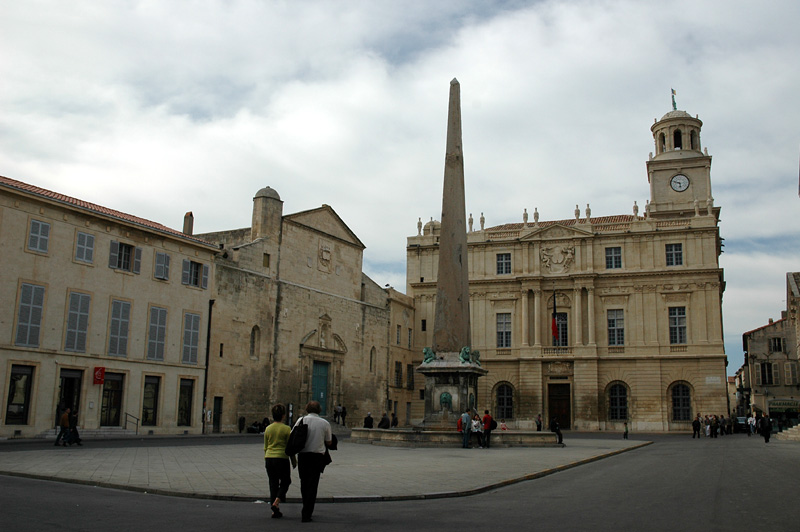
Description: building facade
xmin=1 ymin=175 xmax=218 ymax=438
xmin=738 ymin=273 xmax=800 ymax=428
xmin=407 ymin=107 xmax=729 ymax=432
xmin=196 ymin=188 xmax=414 ymax=432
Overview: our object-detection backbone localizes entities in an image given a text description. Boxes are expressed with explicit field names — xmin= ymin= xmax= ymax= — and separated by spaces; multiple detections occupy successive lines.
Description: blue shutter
xmin=164 ymin=254 xmax=170 ymax=280
xmin=133 ymin=247 xmax=142 ymax=274
xmin=109 ymin=241 xmax=119 ymax=268
xmin=201 ymin=264 xmax=209 ymax=289
xmin=182 ymin=259 xmax=190 ymax=285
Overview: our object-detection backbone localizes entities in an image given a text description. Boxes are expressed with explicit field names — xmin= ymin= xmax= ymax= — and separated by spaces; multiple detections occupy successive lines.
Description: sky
xmin=2 ymin=0 xmax=798 ymax=375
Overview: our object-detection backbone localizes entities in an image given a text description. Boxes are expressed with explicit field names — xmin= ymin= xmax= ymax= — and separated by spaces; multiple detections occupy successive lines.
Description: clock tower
xmin=646 ymin=106 xmax=714 ymax=218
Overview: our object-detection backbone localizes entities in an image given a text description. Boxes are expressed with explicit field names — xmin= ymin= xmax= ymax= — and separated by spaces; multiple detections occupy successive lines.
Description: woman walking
xmin=264 ymin=403 xmax=294 ymax=518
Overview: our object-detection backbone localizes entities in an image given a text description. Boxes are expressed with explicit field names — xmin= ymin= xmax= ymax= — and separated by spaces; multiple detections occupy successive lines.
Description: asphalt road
xmin=1 ymin=433 xmax=797 ymax=532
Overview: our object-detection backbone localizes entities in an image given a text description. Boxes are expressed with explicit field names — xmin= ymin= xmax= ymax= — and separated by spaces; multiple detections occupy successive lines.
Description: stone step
xmin=774 ymin=424 xmax=800 ymax=441
xmin=38 ymin=427 xmax=139 ymax=439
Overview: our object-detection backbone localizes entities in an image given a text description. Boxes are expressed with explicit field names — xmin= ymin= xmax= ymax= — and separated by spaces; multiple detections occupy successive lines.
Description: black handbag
xmin=285 ymin=417 xmax=308 ymax=456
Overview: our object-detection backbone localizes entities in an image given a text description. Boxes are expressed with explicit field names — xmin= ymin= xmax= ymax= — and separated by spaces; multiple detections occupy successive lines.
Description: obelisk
xmin=417 ymin=79 xmax=485 ymax=429
xmin=432 ymin=78 xmax=471 ymax=353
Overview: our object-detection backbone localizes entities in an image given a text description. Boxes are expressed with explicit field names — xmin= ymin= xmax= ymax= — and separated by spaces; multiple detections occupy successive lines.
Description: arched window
xmin=673 ymin=129 xmax=683 ymax=150
xmin=496 ymin=384 xmax=514 ymax=419
xmin=690 ymin=130 xmax=699 ymax=150
xmin=608 ymin=383 xmax=628 ymax=420
xmin=659 ymin=133 xmax=667 ymax=153
xmin=249 ymin=326 xmax=260 ymax=359
xmin=671 ymin=383 xmax=691 ymax=421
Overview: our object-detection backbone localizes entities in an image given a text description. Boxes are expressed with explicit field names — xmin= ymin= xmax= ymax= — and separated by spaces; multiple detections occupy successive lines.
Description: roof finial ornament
xmin=671 ymin=88 xmax=677 ymax=111
xmin=523 ymin=208 xmax=528 ymax=227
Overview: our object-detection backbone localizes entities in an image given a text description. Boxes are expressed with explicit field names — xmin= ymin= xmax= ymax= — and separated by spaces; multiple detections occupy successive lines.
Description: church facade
xmin=407 ymin=107 xmax=729 ymax=432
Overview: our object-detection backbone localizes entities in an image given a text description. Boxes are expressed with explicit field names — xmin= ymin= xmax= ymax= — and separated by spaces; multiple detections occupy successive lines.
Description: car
xmin=733 ymin=416 xmax=749 ymax=433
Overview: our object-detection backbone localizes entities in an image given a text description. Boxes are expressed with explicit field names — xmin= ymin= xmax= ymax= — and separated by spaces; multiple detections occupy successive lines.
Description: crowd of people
xmin=691 ymin=412 xmax=775 ymax=443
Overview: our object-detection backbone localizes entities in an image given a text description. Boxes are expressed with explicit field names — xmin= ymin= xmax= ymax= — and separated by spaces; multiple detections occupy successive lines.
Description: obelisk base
xmin=415 ymin=351 xmax=488 ymax=430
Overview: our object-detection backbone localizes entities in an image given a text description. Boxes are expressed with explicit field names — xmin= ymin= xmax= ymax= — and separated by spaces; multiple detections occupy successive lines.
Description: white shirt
xmin=294 ymin=413 xmax=332 ymax=454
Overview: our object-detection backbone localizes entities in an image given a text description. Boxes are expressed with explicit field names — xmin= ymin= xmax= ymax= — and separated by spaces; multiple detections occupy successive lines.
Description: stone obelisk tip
xmin=451 ymin=77 xmax=459 ymax=85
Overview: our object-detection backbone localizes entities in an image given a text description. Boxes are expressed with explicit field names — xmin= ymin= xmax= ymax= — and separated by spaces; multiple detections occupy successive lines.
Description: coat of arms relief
xmin=540 ymin=244 xmax=575 ymax=273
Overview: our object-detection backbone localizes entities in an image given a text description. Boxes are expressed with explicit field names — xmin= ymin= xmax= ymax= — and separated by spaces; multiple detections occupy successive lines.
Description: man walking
xmin=294 ymin=401 xmax=332 ymax=523
xmin=54 ymin=407 xmax=71 ymax=447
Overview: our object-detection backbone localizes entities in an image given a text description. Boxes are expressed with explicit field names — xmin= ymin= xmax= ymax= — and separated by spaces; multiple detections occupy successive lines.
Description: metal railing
xmin=124 ymin=412 xmax=140 ymax=435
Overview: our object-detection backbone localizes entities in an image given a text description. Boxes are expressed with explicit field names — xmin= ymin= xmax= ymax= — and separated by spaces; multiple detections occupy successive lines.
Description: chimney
xmin=183 ymin=212 xmax=194 ymax=235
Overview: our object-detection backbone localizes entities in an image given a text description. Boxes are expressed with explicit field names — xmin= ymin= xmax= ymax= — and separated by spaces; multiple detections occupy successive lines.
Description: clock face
xmin=670 ymin=174 xmax=690 ymax=192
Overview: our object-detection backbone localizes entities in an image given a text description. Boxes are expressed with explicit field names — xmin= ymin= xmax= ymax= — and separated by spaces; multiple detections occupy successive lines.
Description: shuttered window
xmin=28 ymin=219 xmax=50 ymax=253
xmin=109 ymin=300 xmax=131 ymax=356
xmin=154 ymin=252 xmax=171 ymax=280
xmin=16 ymin=283 xmax=46 ymax=347
xmin=147 ymin=307 xmax=168 ymax=361
xmin=65 ymin=292 xmax=91 ymax=352
xmin=109 ymin=241 xmax=141 ymax=273
xmin=181 ymin=259 xmax=208 ymax=289
xmin=75 ymin=232 xmax=95 ymax=263
xmin=182 ymin=313 xmax=201 ymax=364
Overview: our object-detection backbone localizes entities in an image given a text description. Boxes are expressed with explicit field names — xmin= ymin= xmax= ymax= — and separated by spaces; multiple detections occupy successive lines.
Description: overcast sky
xmin=2 ymin=0 xmax=798 ymax=375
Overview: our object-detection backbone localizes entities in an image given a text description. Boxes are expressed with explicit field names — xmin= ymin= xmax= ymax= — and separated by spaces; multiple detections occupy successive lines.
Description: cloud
xmin=2 ymin=0 xmax=799 ymax=376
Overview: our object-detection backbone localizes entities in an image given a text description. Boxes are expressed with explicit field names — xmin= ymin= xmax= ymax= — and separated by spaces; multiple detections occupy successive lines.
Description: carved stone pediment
xmin=522 ymin=223 xmax=592 ymax=241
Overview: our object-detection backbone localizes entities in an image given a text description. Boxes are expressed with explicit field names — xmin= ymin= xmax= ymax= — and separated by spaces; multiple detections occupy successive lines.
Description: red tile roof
xmin=0 ymin=174 xmax=217 ymax=249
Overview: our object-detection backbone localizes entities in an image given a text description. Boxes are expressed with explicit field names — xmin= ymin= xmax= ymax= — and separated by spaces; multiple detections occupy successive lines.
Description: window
xmin=250 ymin=326 xmax=260 ymax=359
xmin=396 ymin=325 xmax=401 ymax=345
xmin=147 ymin=307 xmax=168 ymax=361
xmin=757 ymin=362 xmax=779 ymax=386
xmin=142 ymin=376 xmax=160 ymax=426
xmin=605 ymin=247 xmax=622 ymax=269
xmin=785 ymin=363 xmax=799 ymax=386
xmin=109 ymin=300 xmax=131 ymax=356
xmin=768 ymin=337 xmax=785 ymax=353
xmin=609 ymin=383 xmax=628 ymax=420
xmin=154 ymin=252 xmax=170 ymax=280
xmin=496 ymin=253 xmax=511 ymax=275
xmin=421 ymin=319 xmax=427 ymax=332
xmin=16 ymin=283 xmax=45 ymax=347
xmin=100 ymin=373 xmax=124 ymax=426
xmin=75 ymin=232 xmax=95 ymax=263
xmin=671 ymin=383 xmax=691 ymax=421
xmin=182 ymin=312 xmax=201 ymax=364
xmin=673 ymin=129 xmax=683 ymax=150
xmin=607 ymin=309 xmax=624 ymax=346
xmin=496 ymin=313 xmax=511 ymax=348
xmin=407 ymin=328 xmax=412 ymax=348
xmin=28 ymin=219 xmax=50 ymax=253
xmin=181 ymin=259 xmax=208 ymax=289
xmin=668 ymin=307 xmax=687 ymax=344
xmin=178 ymin=379 xmax=194 ymax=426
xmin=665 ymin=243 xmax=683 ymax=266
xmin=406 ymin=364 xmax=414 ymax=390
xmin=65 ymin=292 xmax=91 ymax=352
xmin=394 ymin=361 xmax=403 ymax=387
xmin=369 ymin=347 xmax=376 ymax=373
xmin=5 ymin=365 xmax=35 ymax=425
xmin=553 ymin=313 xmax=568 ymax=347
xmin=109 ymin=241 xmax=142 ymax=273
xmin=496 ymin=384 xmax=513 ymax=419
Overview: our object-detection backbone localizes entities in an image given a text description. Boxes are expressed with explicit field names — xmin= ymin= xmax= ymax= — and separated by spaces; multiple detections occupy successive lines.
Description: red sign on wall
xmin=93 ymin=367 xmax=105 ymax=385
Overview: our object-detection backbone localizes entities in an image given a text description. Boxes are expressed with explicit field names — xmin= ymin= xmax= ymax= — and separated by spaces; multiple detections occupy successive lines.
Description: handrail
xmin=124 ymin=412 xmax=140 ymax=435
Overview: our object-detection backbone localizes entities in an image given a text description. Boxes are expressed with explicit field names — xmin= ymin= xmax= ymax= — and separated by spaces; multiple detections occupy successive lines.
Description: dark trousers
xmin=55 ymin=427 xmax=70 ymax=445
xmin=483 ymin=429 xmax=492 ymax=448
xmin=692 ymin=427 xmax=700 ymax=438
xmin=462 ymin=429 xmax=471 ymax=448
xmin=265 ymin=458 xmax=291 ymax=503
xmin=298 ymin=452 xmax=326 ymax=519
xmin=555 ymin=429 xmax=563 ymax=444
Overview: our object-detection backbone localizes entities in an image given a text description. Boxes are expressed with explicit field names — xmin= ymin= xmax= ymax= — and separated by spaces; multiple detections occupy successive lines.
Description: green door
xmin=311 ymin=362 xmax=329 ymax=415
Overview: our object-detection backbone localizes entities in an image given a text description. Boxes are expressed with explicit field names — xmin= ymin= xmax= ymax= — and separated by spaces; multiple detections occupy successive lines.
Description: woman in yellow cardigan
xmin=263 ymin=403 xmax=295 ymax=518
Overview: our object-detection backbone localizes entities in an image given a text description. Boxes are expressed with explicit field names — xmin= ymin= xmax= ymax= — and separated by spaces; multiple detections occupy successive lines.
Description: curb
xmin=0 ymin=441 xmax=652 ymax=503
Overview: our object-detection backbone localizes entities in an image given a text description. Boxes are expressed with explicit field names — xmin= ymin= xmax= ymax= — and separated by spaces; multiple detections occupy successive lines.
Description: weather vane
xmin=671 ymin=88 xmax=677 ymax=111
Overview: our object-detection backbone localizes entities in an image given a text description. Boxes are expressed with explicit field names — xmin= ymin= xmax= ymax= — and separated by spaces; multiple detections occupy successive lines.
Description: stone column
xmin=573 ymin=287 xmax=582 ymax=346
xmin=534 ymin=289 xmax=542 ymax=346
xmin=521 ymin=289 xmax=529 ymax=346
xmin=587 ymin=287 xmax=596 ymax=345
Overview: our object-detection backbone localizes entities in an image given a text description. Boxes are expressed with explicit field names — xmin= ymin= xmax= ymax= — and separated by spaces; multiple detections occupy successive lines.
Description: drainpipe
xmin=202 ymin=299 xmax=215 ymax=435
